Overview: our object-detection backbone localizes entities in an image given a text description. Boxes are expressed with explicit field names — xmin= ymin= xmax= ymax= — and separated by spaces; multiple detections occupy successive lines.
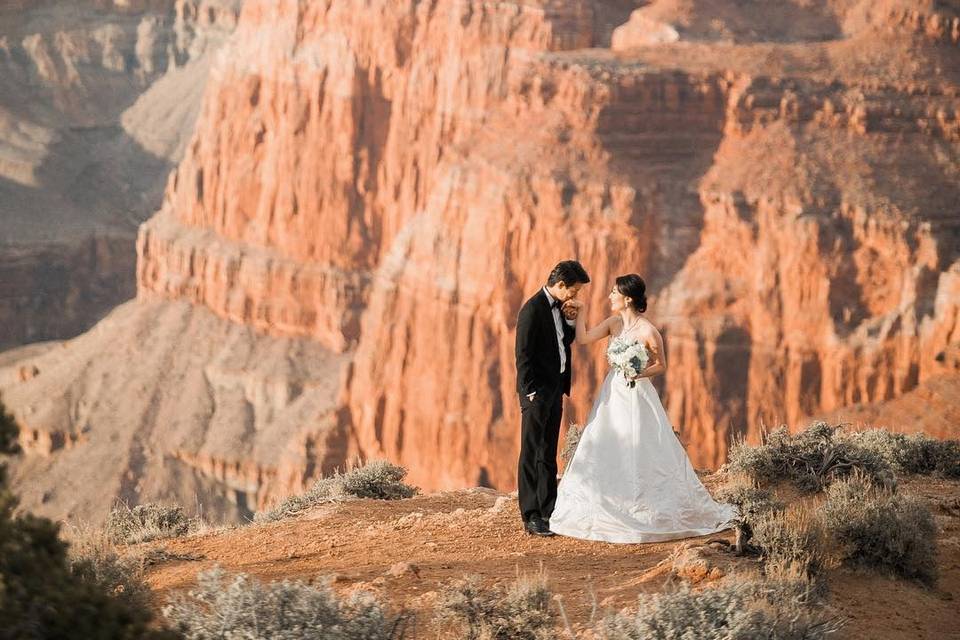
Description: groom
xmin=515 ymin=260 xmax=590 ymax=536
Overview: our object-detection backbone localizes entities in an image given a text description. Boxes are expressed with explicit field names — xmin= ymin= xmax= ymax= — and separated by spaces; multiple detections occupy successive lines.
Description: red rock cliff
xmin=3 ymin=0 xmax=959 ymax=521
xmin=139 ymin=0 xmax=960 ymax=490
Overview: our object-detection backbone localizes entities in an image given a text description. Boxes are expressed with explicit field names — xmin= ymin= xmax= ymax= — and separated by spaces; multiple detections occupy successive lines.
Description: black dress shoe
xmin=524 ymin=516 xmax=555 ymax=537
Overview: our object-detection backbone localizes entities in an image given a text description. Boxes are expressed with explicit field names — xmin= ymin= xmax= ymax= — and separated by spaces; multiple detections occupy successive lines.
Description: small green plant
xmin=106 ymin=502 xmax=195 ymax=545
xmin=435 ymin=573 xmax=554 ymax=640
xmin=727 ymin=422 xmax=895 ymax=492
xmin=820 ymin=473 xmax=938 ymax=584
xmin=597 ymin=580 xmax=840 ymax=640
xmin=164 ymin=568 xmax=401 ymax=639
xmin=256 ymin=459 xmax=418 ymax=522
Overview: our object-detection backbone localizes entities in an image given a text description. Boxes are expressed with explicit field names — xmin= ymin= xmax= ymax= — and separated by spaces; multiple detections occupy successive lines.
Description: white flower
xmin=607 ymin=337 xmax=649 ymax=387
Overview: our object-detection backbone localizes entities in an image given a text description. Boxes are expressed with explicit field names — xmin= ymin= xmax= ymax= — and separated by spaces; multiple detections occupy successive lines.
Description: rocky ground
xmin=141 ymin=473 xmax=960 ymax=639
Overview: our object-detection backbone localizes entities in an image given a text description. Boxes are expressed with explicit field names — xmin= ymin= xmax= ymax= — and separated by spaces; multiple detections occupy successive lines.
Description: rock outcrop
xmin=1 ymin=0 xmax=958 ymax=521
xmin=0 ymin=299 xmax=348 ymax=523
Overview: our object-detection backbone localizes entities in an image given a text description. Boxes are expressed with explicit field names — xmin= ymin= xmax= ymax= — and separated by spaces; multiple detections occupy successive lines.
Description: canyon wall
xmin=1 ymin=0 xmax=958 ymax=522
xmin=0 ymin=0 xmax=239 ymax=349
xmin=134 ymin=0 xmax=960 ymax=487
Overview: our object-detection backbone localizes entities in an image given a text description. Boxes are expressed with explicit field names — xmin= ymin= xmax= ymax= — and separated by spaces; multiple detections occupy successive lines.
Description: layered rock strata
xmin=1 ymin=0 xmax=958 ymax=521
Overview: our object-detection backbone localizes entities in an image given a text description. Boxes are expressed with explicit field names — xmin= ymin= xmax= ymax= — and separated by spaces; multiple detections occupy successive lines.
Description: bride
xmin=549 ymin=274 xmax=736 ymax=543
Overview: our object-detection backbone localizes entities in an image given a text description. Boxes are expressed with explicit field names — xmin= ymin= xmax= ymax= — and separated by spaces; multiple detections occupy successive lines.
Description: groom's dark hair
xmin=547 ymin=260 xmax=590 ymax=287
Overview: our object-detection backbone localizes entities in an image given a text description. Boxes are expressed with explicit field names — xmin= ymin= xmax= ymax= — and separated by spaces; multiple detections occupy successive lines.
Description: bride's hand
xmin=562 ymin=299 xmax=584 ymax=320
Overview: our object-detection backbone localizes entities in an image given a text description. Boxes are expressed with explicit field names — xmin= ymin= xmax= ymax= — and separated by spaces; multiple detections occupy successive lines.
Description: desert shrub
xmin=845 ymin=430 xmax=960 ymax=478
xmin=340 ymin=459 xmax=419 ymax=499
xmin=435 ymin=574 xmax=554 ymax=640
xmin=0 ymin=395 xmax=18 ymax=454
xmin=934 ymin=440 xmax=960 ymax=477
xmin=727 ymin=422 xmax=894 ymax=492
xmin=715 ymin=481 xmax=786 ymax=554
xmin=164 ymin=568 xmax=400 ymax=639
xmin=106 ymin=502 xmax=195 ymax=545
xmin=715 ymin=483 xmax=784 ymax=526
xmin=820 ymin=473 xmax=938 ymax=584
xmin=751 ymin=506 xmax=828 ymax=584
xmin=256 ymin=459 xmax=418 ymax=522
xmin=597 ymin=580 xmax=840 ymax=640
xmin=66 ymin=523 xmax=153 ymax=608
xmin=560 ymin=423 xmax=584 ymax=469
xmin=0 ymin=399 xmax=176 ymax=640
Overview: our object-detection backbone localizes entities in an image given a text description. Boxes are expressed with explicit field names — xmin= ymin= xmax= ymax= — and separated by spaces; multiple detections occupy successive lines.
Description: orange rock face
xmin=136 ymin=0 xmax=960 ymax=492
xmin=4 ymin=0 xmax=960 ymax=522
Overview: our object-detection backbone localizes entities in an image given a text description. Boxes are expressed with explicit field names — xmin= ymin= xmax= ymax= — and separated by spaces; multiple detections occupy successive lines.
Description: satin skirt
xmin=550 ymin=371 xmax=736 ymax=543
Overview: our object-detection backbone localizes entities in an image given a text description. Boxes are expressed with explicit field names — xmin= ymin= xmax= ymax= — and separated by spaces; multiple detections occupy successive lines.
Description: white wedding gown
xmin=550 ymin=337 xmax=736 ymax=543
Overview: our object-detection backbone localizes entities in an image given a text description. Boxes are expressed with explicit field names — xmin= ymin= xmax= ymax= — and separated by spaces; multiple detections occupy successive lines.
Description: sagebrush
xmin=164 ymin=567 xmax=402 ymax=639
xmin=106 ymin=502 xmax=195 ymax=545
xmin=435 ymin=574 xmax=554 ymax=640
xmin=597 ymin=580 xmax=840 ymax=640
xmin=820 ymin=473 xmax=938 ymax=584
xmin=751 ymin=506 xmax=828 ymax=584
xmin=727 ymin=422 xmax=895 ymax=492
xmin=256 ymin=459 xmax=418 ymax=522
xmin=715 ymin=481 xmax=785 ymax=553
xmin=66 ymin=523 xmax=153 ymax=609
xmin=845 ymin=430 xmax=960 ymax=478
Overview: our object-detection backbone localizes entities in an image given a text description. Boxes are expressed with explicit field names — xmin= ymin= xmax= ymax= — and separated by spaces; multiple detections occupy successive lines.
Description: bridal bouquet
xmin=607 ymin=339 xmax=649 ymax=388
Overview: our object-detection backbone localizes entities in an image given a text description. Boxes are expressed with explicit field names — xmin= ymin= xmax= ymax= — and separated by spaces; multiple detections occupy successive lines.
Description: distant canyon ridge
xmin=0 ymin=0 xmax=958 ymax=524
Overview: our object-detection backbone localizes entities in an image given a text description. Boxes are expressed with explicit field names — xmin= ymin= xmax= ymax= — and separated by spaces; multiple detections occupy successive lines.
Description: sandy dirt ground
xmin=144 ymin=475 xmax=960 ymax=638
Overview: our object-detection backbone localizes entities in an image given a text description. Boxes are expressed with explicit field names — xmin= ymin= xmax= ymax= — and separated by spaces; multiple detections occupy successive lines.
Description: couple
xmin=515 ymin=260 xmax=735 ymax=542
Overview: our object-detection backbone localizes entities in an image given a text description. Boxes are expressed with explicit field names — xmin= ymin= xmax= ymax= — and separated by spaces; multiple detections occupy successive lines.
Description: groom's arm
xmin=515 ymin=302 xmax=539 ymax=398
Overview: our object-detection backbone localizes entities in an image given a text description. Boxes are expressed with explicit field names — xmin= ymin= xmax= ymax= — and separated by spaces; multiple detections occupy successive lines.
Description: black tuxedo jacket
xmin=515 ymin=289 xmax=576 ymax=398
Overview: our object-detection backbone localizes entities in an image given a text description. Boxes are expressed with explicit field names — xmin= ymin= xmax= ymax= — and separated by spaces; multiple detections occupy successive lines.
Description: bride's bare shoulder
xmin=630 ymin=318 xmax=656 ymax=340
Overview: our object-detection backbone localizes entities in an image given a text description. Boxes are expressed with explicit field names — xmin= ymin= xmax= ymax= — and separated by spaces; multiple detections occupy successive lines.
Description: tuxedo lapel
xmin=543 ymin=289 xmax=576 ymax=345
xmin=538 ymin=290 xmax=562 ymax=368
xmin=562 ymin=316 xmax=575 ymax=345
xmin=537 ymin=288 xmax=553 ymax=317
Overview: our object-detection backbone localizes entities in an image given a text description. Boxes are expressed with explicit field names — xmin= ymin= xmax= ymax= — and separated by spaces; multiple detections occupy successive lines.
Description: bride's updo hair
xmin=616 ymin=274 xmax=647 ymax=312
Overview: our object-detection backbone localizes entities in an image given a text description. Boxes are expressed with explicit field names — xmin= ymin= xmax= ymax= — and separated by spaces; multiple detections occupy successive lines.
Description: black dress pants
xmin=517 ymin=386 xmax=563 ymax=522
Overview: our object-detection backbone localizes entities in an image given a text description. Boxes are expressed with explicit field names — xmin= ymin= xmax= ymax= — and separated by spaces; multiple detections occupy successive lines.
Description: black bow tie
xmin=551 ymin=298 xmax=562 ymax=309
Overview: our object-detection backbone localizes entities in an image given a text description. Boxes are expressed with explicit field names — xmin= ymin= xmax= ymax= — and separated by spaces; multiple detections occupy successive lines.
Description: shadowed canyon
xmin=1 ymin=0 xmax=958 ymax=524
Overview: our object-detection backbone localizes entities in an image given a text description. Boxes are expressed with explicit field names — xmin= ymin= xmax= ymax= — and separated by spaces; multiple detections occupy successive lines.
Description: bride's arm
xmin=639 ymin=327 xmax=667 ymax=378
xmin=566 ymin=300 xmax=616 ymax=345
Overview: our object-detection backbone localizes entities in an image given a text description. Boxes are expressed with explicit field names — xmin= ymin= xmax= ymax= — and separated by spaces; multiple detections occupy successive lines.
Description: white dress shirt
xmin=542 ymin=287 xmax=575 ymax=373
